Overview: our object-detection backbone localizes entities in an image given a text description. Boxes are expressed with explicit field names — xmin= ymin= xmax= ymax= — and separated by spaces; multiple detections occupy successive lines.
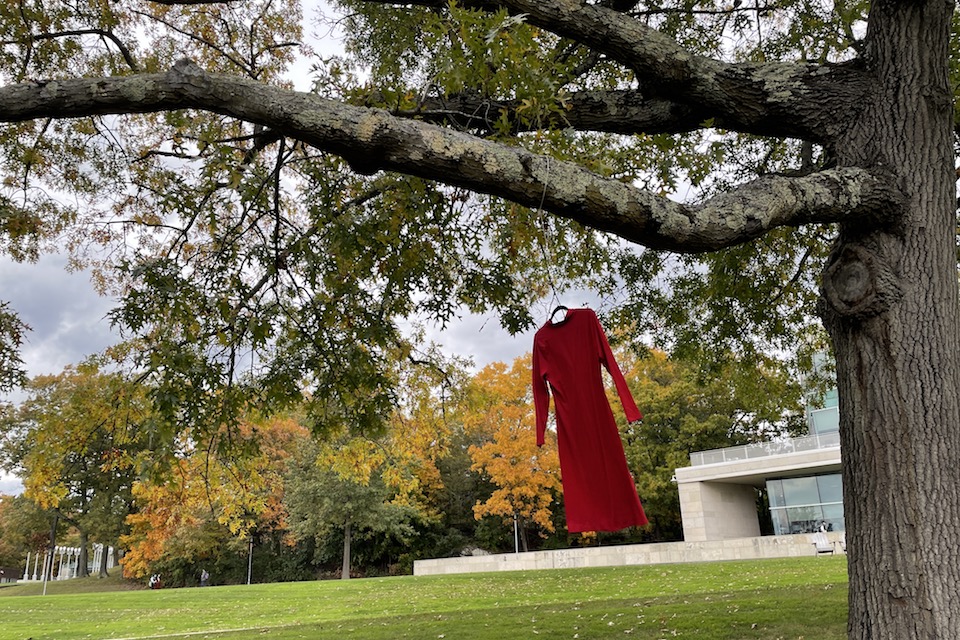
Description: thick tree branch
xmin=0 ymin=60 xmax=902 ymax=252
xmin=396 ymin=89 xmax=824 ymax=139
xmin=363 ymin=0 xmax=871 ymax=143
xmin=389 ymin=90 xmax=702 ymax=135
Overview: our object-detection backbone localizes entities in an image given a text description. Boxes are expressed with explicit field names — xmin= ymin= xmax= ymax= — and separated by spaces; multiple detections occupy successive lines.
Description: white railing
xmin=689 ymin=431 xmax=841 ymax=466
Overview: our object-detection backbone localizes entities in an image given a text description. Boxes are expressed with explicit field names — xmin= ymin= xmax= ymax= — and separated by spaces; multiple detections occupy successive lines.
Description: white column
xmin=107 ymin=547 xmax=115 ymax=569
xmin=57 ymin=547 xmax=65 ymax=580
xmin=34 ymin=552 xmax=44 ymax=581
xmin=23 ymin=552 xmax=30 ymax=580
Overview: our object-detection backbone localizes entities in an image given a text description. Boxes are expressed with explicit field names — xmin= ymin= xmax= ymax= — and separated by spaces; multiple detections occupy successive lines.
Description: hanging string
xmin=534 ymin=154 xmax=563 ymax=314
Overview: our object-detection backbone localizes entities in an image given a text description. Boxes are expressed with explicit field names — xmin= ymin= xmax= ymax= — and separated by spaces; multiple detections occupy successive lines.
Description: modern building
xmin=674 ymin=391 xmax=844 ymax=542
xmin=414 ymin=394 xmax=846 ymax=577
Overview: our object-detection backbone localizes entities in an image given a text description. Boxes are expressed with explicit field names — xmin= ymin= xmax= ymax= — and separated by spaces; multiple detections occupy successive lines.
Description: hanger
xmin=549 ymin=305 xmax=569 ymax=324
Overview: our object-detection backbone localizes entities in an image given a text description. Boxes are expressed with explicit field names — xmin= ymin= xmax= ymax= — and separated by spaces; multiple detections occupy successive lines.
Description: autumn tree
xmin=0 ymin=493 xmax=50 ymax=575
xmin=0 ymin=0 xmax=958 ymax=636
xmin=467 ymin=357 xmax=561 ymax=551
xmin=375 ymin=347 xmax=473 ymax=519
xmin=121 ymin=412 xmax=306 ymax=585
xmin=0 ymin=360 xmax=154 ymax=578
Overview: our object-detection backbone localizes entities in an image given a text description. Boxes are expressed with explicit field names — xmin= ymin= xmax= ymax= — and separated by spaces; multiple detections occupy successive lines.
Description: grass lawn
xmin=0 ymin=556 xmax=847 ymax=640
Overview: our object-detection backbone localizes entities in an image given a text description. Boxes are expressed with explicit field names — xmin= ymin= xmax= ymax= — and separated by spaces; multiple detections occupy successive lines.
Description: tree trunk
xmin=819 ymin=1 xmax=960 ymax=637
xmin=341 ymin=519 xmax=352 ymax=580
xmin=98 ymin=545 xmax=109 ymax=578
xmin=76 ymin=531 xmax=89 ymax=579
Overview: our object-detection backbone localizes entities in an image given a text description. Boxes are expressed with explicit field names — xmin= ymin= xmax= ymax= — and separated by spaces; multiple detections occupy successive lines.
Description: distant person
xmin=200 ymin=569 xmax=209 ymax=587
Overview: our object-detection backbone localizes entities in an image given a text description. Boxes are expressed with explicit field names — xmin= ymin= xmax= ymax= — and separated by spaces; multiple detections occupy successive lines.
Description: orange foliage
xmin=120 ymin=413 xmax=308 ymax=578
xmin=467 ymin=356 xmax=561 ymax=534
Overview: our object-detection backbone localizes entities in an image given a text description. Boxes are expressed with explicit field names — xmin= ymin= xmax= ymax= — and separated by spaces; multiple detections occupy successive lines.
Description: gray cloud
xmin=429 ymin=312 xmax=534 ymax=371
xmin=0 ymin=473 xmax=24 ymax=495
xmin=2 ymin=253 xmax=119 ymax=379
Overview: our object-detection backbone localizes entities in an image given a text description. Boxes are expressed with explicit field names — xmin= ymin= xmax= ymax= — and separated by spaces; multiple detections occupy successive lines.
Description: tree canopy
xmin=0 ymin=0 xmax=880 ymax=427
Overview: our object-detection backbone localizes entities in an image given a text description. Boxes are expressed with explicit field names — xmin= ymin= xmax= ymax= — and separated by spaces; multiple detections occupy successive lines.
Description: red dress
xmin=532 ymin=308 xmax=648 ymax=533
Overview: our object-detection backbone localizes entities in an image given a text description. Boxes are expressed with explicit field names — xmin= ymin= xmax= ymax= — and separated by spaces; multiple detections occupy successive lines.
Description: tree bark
xmin=819 ymin=0 xmax=960 ymax=637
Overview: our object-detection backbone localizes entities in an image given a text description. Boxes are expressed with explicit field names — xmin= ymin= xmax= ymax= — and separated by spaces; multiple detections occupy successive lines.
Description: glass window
xmin=821 ymin=505 xmax=845 ymax=532
xmin=770 ymin=509 xmax=789 ymax=536
xmin=817 ymin=475 xmax=843 ymax=504
xmin=767 ymin=480 xmax=785 ymax=507
xmin=766 ymin=474 xmax=845 ymax=535
xmin=810 ymin=406 xmax=840 ymax=434
xmin=782 ymin=477 xmax=820 ymax=506
xmin=786 ymin=506 xmax=823 ymax=534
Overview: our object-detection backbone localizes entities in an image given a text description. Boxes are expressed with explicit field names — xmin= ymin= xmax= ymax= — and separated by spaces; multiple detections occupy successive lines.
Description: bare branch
xmin=131 ymin=8 xmax=250 ymax=77
xmin=23 ymin=29 xmax=140 ymax=72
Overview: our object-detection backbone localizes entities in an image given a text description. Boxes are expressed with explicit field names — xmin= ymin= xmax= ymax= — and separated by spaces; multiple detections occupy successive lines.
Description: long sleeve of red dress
xmin=532 ymin=308 xmax=648 ymax=533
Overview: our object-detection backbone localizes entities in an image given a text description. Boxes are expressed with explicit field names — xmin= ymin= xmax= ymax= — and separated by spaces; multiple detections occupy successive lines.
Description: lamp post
xmin=41 ymin=551 xmax=50 ymax=596
xmin=247 ymin=538 xmax=253 ymax=585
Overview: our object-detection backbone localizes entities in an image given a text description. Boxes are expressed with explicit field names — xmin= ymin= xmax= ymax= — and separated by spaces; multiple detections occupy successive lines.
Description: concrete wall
xmin=679 ymin=481 xmax=761 ymax=542
xmin=413 ymin=532 xmax=845 ymax=576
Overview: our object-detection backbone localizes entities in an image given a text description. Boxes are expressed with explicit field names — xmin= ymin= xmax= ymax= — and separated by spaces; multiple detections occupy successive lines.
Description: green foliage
xmin=0 ymin=0 xmax=879 ymax=439
xmin=618 ymin=349 xmax=805 ymax=539
xmin=0 ymin=494 xmax=50 ymax=571
xmin=614 ymin=224 xmax=832 ymax=382
xmin=0 ymin=301 xmax=27 ymax=393
xmin=1 ymin=345 xmax=807 ymax=582
xmin=284 ymin=436 xmax=423 ymax=574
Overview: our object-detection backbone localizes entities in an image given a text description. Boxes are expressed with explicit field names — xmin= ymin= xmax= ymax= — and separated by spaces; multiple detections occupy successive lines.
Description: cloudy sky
xmin=1 ymin=253 xmax=118 ymax=494
xmin=2 ymin=253 xmax=537 ymax=381
xmin=0 ymin=249 xmax=541 ymax=494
